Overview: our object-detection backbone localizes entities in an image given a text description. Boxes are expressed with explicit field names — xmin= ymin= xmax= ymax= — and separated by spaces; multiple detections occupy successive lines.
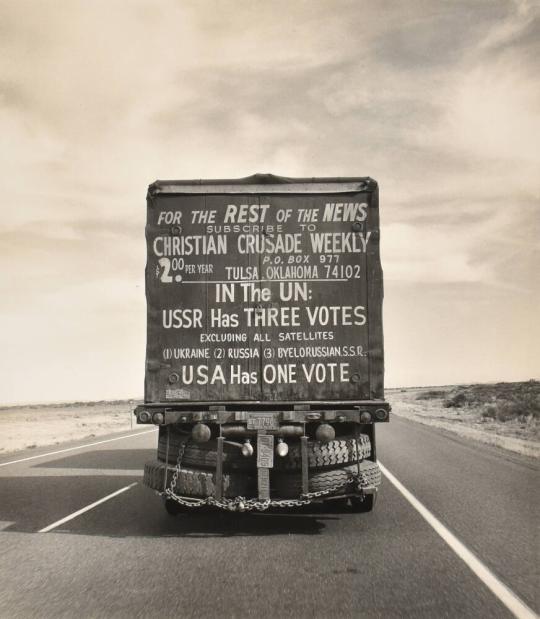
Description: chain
xmin=165 ymin=433 xmax=189 ymax=499
xmin=163 ymin=437 xmax=370 ymax=512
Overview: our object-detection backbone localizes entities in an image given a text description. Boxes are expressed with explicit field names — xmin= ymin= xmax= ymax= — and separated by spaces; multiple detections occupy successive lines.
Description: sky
xmin=0 ymin=0 xmax=538 ymax=404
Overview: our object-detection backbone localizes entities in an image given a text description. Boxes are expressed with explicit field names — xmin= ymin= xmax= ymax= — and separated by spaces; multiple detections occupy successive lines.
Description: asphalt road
xmin=0 ymin=417 xmax=537 ymax=618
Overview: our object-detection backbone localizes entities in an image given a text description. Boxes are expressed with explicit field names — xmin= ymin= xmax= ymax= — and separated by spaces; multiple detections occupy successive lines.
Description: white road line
xmin=0 ymin=468 xmax=144 ymax=478
xmin=379 ymin=461 xmax=538 ymax=619
xmin=38 ymin=483 xmax=138 ymax=533
xmin=0 ymin=429 xmax=157 ymax=467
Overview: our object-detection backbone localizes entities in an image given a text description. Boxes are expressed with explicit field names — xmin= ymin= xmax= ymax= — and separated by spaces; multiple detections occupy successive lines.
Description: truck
xmin=135 ymin=174 xmax=390 ymax=514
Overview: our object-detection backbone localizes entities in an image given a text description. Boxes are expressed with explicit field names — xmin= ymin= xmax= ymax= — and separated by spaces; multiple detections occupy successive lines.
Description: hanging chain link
xmin=163 ymin=435 xmax=370 ymax=512
xmin=165 ymin=434 xmax=188 ymax=500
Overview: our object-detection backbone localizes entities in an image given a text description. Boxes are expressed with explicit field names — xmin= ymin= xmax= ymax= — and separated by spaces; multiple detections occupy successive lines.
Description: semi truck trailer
xmin=135 ymin=174 xmax=390 ymax=514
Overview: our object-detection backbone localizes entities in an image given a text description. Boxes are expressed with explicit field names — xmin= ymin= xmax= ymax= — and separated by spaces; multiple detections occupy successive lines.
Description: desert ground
xmin=1 ymin=381 xmax=538 ymax=458
xmin=387 ymin=381 xmax=539 ymax=459
xmin=0 ymin=400 xmax=139 ymax=454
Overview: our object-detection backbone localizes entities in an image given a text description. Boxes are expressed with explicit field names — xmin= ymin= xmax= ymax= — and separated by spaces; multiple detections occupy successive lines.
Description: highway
xmin=0 ymin=417 xmax=537 ymax=618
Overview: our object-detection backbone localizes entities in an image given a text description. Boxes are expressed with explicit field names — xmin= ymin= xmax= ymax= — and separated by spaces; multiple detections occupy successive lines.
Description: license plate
xmin=257 ymin=434 xmax=274 ymax=468
xmin=247 ymin=413 xmax=279 ymax=430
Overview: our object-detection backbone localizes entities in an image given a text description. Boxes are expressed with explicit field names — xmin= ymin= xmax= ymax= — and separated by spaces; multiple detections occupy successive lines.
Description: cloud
xmin=383 ymin=194 xmax=538 ymax=293
xmin=0 ymin=0 xmax=538 ymax=401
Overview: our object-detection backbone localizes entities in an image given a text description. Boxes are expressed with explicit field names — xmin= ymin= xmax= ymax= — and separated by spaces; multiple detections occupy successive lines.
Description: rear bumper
xmin=134 ymin=401 xmax=391 ymax=426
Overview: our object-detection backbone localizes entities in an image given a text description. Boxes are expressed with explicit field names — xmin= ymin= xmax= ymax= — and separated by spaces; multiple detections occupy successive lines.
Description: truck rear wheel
xmin=164 ymin=498 xmax=185 ymax=516
xmin=350 ymin=493 xmax=376 ymax=513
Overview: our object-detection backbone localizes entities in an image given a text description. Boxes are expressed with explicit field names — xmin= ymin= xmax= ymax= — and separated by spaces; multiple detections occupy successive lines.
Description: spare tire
xmin=274 ymin=435 xmax=371 ymax=471
xmin=157 ymin=432 xmax=254 ymax=471
xmin=272 ymin=460 xmax=381 ymax=499
xmin=158 ymin=431 xmax=370 ymax=472
xmin=143 ymin=460 xmax=255 ymax=498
